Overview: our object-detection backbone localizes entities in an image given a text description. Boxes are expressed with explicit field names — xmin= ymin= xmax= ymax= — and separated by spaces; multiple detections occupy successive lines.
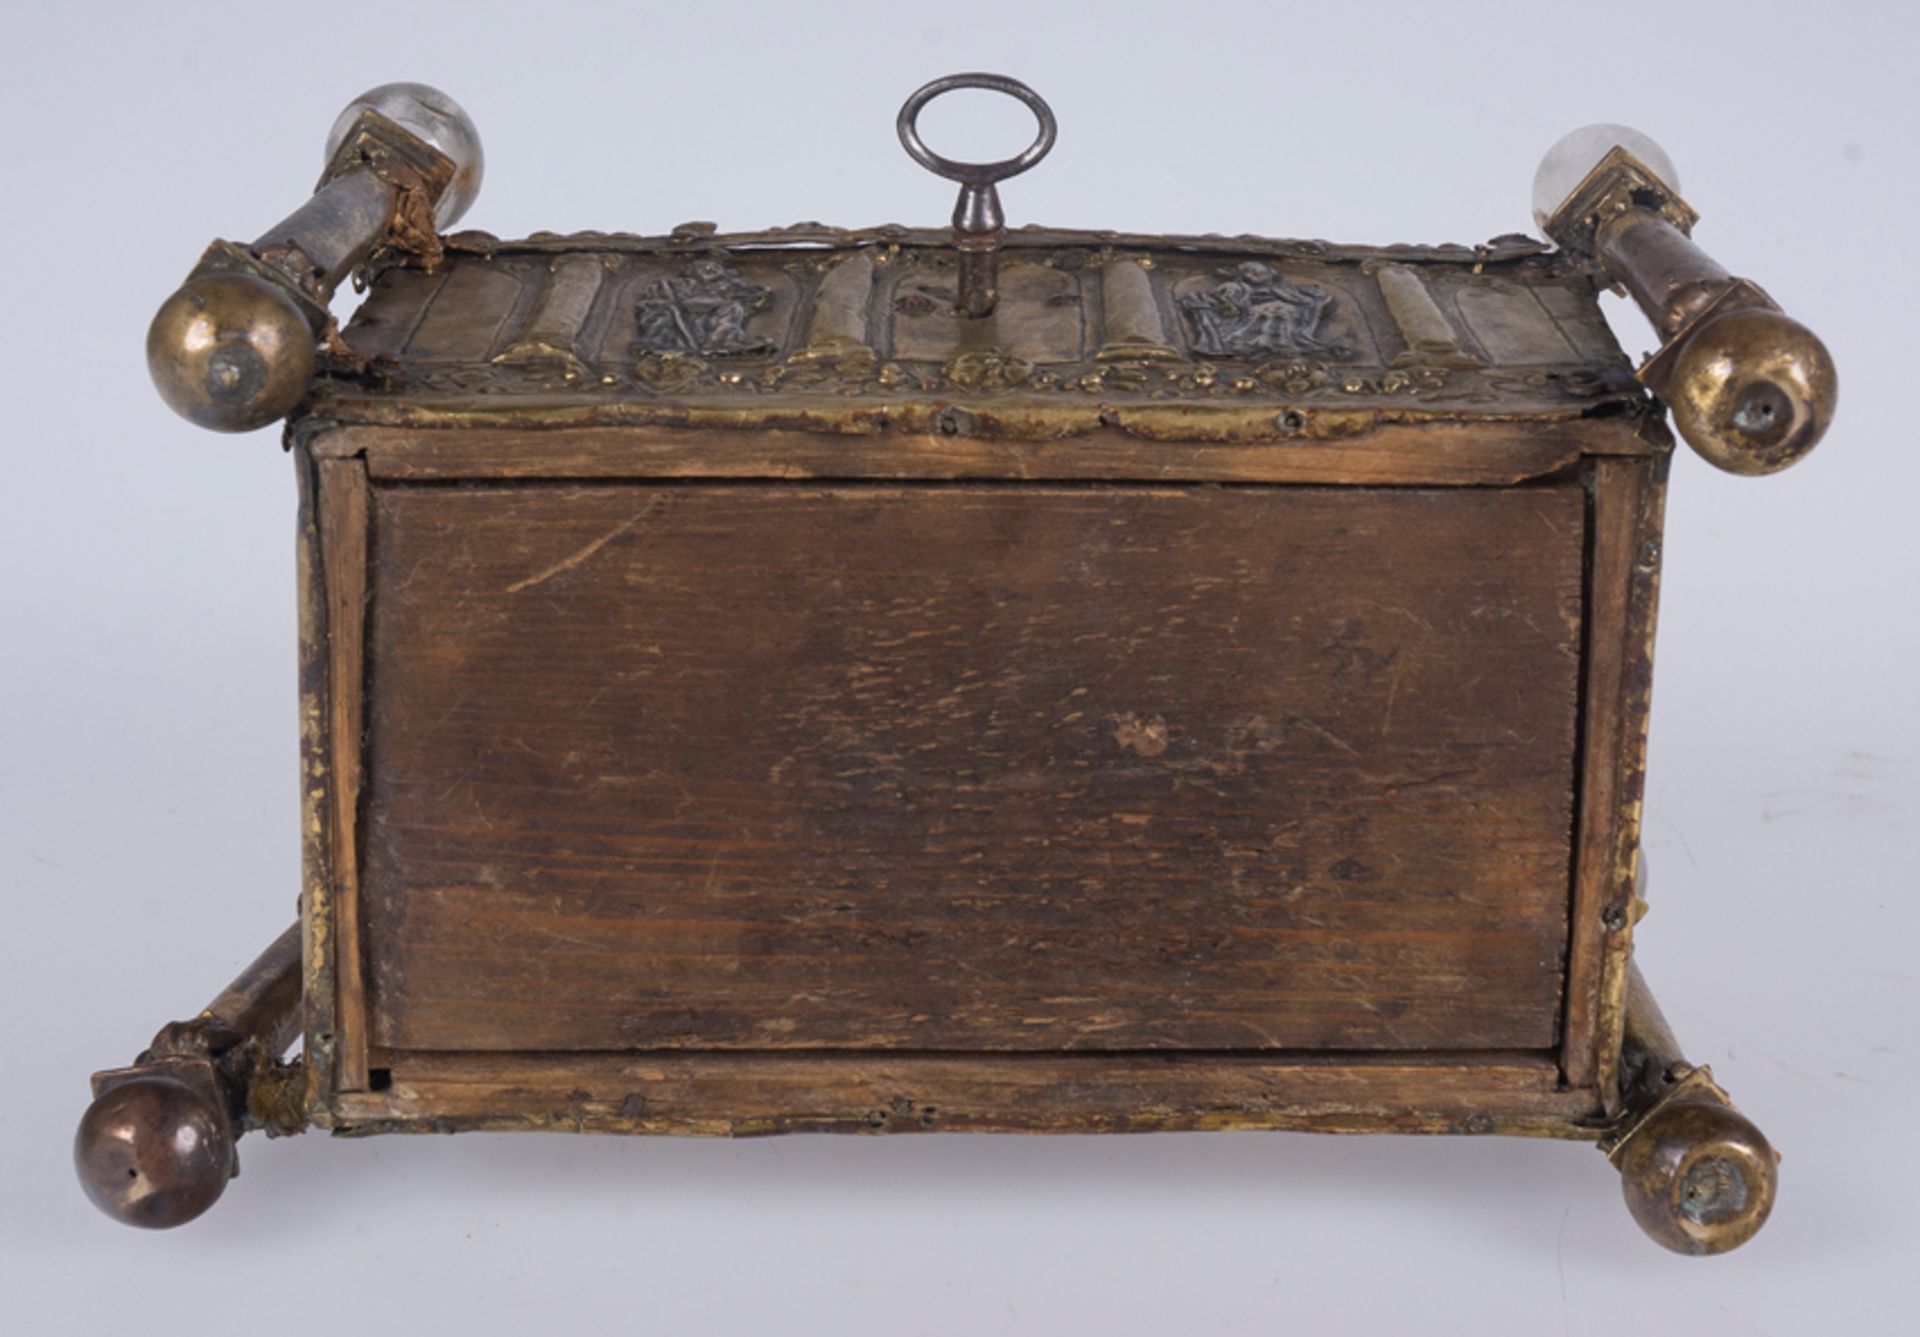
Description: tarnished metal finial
xmin=897 ymin=73 xmax=1056 ymax=319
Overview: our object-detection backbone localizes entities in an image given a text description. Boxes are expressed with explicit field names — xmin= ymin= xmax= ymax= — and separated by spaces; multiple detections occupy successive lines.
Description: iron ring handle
xmin=896 ymin=73 xmax=1056 ymax=187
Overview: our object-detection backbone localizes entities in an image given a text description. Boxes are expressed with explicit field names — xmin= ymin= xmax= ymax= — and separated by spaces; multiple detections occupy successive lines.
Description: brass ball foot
xmin=147 ymin=272 xmax=317 ymax=433
xmin=1616 ymin=1099 xmax=1778 ymax=1256
xmin=1668 ymin=307 xmax=1837 ymax=475
xmin=74 ymin=1071 xmax=236 ymax=1229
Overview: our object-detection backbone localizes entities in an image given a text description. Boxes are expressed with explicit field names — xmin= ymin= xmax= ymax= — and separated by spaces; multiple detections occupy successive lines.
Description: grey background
xmin=2 ymin=1 xmax=1912 ymax=1331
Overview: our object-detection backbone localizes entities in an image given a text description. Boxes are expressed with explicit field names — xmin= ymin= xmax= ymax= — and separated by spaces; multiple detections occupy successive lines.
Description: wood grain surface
xmin=318 ymin=459 xmax=371 ymax=1091
xmin=314 ymin=421 xmax=1642 ymax=486
xmin=331 ymin=1050 xmax=1594 ymax=1138
xmin=360 ymin=483 xmax=1584 ymax=1054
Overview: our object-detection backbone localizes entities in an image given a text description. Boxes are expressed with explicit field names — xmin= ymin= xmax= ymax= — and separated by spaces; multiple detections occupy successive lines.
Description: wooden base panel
xmin=327 ymin=1051 xmax=1602 ymax=1140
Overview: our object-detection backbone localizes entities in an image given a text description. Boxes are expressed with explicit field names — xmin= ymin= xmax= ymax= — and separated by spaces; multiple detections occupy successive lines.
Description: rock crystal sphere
xmin=325 ymin=82 xmax=483 ymax=227
xmin=1532 ymin=123 xmax=1679 ymax=231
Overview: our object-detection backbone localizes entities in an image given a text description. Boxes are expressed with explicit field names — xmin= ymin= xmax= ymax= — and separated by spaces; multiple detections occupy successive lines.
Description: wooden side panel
xmin=360 ymin=484 xmax=1585 ymax=1054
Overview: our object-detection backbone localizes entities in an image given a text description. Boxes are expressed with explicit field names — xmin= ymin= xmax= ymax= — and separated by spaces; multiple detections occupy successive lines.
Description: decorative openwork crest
xmin=1178 ymin=262 xmax=1339 ymax=358
xmin=634 ymin=260 xmax=775 ymax=356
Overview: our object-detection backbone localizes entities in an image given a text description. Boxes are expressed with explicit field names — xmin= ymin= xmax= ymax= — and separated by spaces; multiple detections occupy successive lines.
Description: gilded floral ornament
xmin=633 ymin=351 xmax=711 ymax=393
xmin=944 ymin=352 xmax=1033 ymax=391
xmin=763 ymin=343 xmax=926 ymax=392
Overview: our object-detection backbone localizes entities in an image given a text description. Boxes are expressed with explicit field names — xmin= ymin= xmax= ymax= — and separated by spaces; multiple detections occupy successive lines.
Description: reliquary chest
xmin=80 ymin=76 xmax=1838 ymax=1253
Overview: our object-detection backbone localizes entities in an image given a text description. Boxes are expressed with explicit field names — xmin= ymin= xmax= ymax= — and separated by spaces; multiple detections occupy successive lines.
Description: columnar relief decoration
xmin=331 ymin=242 xmax=1640 ymax=414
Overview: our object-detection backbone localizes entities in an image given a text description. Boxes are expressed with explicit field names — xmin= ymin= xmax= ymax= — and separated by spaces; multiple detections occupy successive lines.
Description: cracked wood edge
xmin=1561 ymin=440 xmax=1670 ymax=1099
xmin=295 ymin=447 xmax=337 ymax=1118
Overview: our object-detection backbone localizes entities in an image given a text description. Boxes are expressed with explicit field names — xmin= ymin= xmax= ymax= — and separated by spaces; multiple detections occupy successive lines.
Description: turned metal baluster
xmin=146 ymin=82 xmax=483 ymax=433
xmin=74 ymin=924 xmax=305 ymax=1229
xmin=1533 ymin=125 xmax=1837 ymax=474
xmin=1604 ymin=963 xmax=1780 ymax=1255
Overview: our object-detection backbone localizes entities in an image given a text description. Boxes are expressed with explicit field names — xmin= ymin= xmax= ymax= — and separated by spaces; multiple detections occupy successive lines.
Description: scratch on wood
xmin=1294 ymin=716 xmax=1361 ymax=756
xmin=506 ymin=508 xmax=653 ymax=593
